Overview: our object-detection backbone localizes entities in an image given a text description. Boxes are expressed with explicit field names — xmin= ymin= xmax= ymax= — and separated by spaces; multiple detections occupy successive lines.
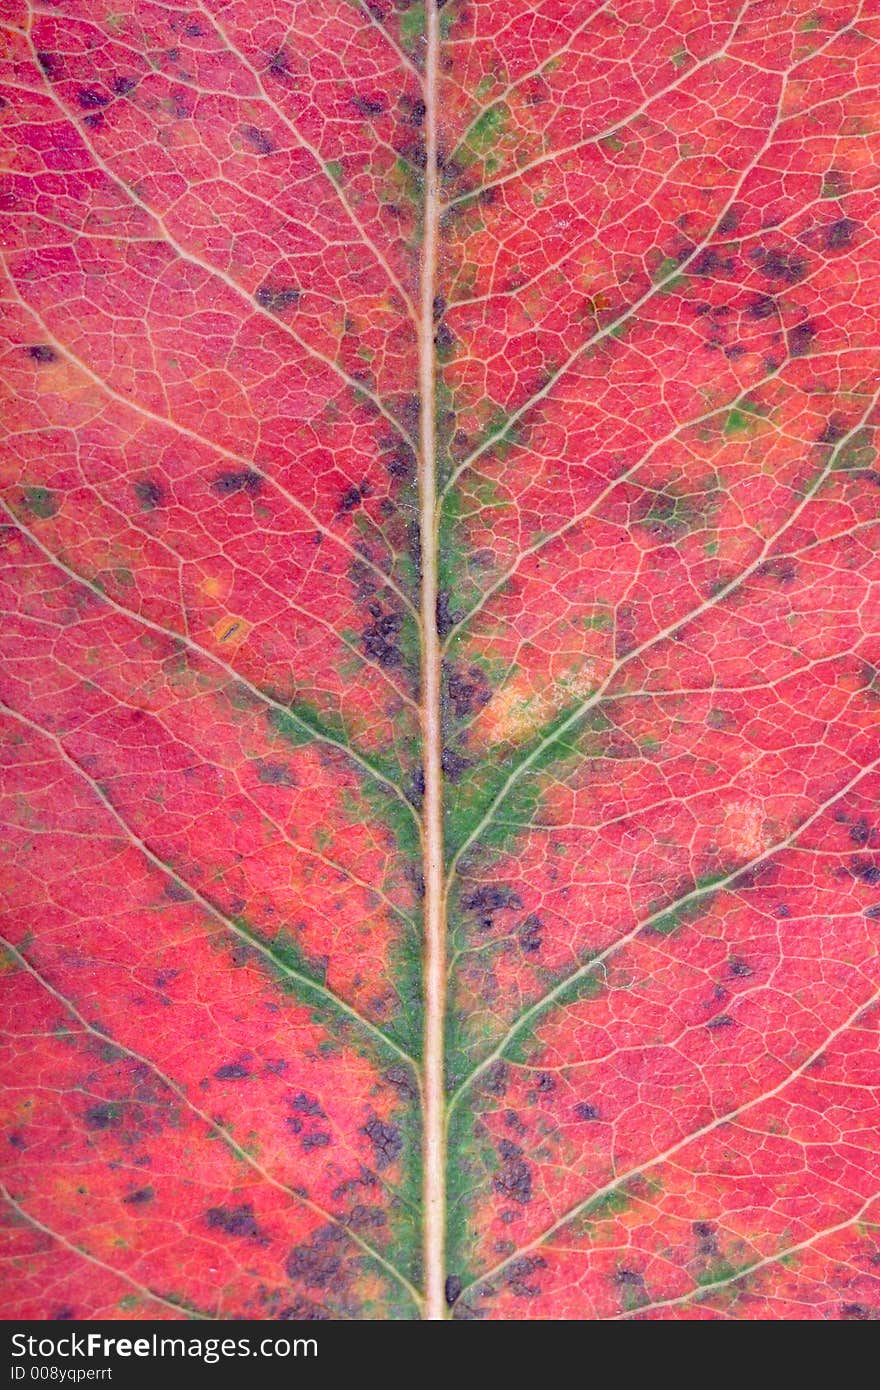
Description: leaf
xmin=1 ymin=0 xmax=879 ymax=1323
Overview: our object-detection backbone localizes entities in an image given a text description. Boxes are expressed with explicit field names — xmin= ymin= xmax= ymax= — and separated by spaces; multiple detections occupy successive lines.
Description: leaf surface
xmin=1 ymin=0 xmax=879 ymax=1321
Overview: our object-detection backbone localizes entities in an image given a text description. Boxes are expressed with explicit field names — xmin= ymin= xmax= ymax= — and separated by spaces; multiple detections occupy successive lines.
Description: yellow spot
xmin=479 ymin=662 xmax=598 ymax=744
xmin=34 ymin=359 xmax=100 ymax=406
xmin=212 ymin=614 xmax=251 ymax=647
xmin=723 ymin=799 xmax=769 ymax=858
xmin=200 ymin=575 xmax=225 ymax=599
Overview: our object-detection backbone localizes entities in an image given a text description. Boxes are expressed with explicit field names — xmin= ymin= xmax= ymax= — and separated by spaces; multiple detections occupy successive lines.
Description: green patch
xmin=445 ymin=1103 xmax=503 ymax=1286
xmin=583 ymin=1186 xmax=632 ymax=1220
xmin=463 ymin=105 xmax=507 ymax=163
xmin=443 ymin=699 xmax=595 ymax=860
xmin=501 ymin=973 xmax=604 ymax=1066
xmin=392 ymin=154 xmax=425 ymax=207
xmin=695 ymin=1257 xmax=755 ymax=1288
xmin=833 ymin=427 xmax=876 ymax=474
xmin=640 ymin=489 xmax=711 ymax=536
xmin=324 ymin=159 xmax=343 ymax=183
xmin=263 ymin=676 xmax=415 ymax=788
xmin=670 ymin=46 xmax=689 ymax=67
xmin=580 ymin=609 xmax=613 ymax=630
xmin=648 ymin=870 xmax=727 ymax=935
xmin=399 ymin=3 xmax=425 ymax=46
xmin=22 ymin=486 xmax=59 ymax=519
xmin=724 ymin=406 xmax=761 ymax=436
xmin=652 ymin=256 xmax=687 ymax=293
xmin=479 ymin=405 xmax=524 ymax=462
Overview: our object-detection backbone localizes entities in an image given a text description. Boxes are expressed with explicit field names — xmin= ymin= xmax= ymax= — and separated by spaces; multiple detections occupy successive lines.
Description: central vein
xmin=417 ymin=0 xmax=446 ymax=1325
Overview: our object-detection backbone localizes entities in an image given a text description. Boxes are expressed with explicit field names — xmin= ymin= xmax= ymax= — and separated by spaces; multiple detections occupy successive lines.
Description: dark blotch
xmin=718 ymin=206 xmax=741 ymax=235
xmin=518 ymin=913 xmax=543 ymax=955
xmin=267 ymin=50 xmax=290 ymax=80
xmin=483 ymin=1061 xmax=509 ymax=1097
xmin=850 ymin=856 xmax=880 ymax=886
xmin=364 ymin=1118 xmax=402 ymax=1169
xmin=133 ymin=478 xmax=163 ymax=510
xmin=574 ymin=1102 xmax=599 ymax=1121
xmin=301 ymin=1132 xmax=331 ymax=1151
xmin=241 ymin=124 xmax=274 ymax=155
xmin=826 ymin=218 xmax=857 ymax=251
xmin=27 ymin=344 xmax=57 ymax=363
xmin=214 ymin=1062 xmax=250 ymax=1080
xmin=286 ymin=1229 xmax=345 ymax=1290
xmin=206 ymin=1203 xmax=261 ymax=1239
xmin=362 ymin=609 xmax=403 ymax=668
xmin=441 ymin=747 xmax=469 ymax=781
xmin=396 ymin=394 xmax=420 ymax=435
xmin=164 ymin=881 xmax=192 ymax=903
xmin=461 ymin=884 xmax=524 ymax=933
xmin=407 ymin=764 xmax=425 ymax=808
xmin=76 ymin=88 xmax=108 ymax=110
xmin=729 ymin=957 xmax=752 ymax=977
xmin=384 ymin=1064 xmax=417 ymax=1100
xmin=339 ymin=480 xmax=371 ymax=513
xmin=507 ymin=1255 xmax=547 ymax=1298
xmin=291 ymin=1092 xmax=325 ymax=1117
xmin=849 ymin=817 xmax=871 ymax=847
xmin=84 ymin=1105 xmax=119 ymax=1130
xmin=385 ymin=443 xmax=416 ymax=480
xmin=36 ymin=52 xmax=63 ymax=78
xmin=694 ymin=1221 xmax=719 ymax=1256
xmin=123 ymin=1187 xmax=154 ymax=1206
xmin=434 ymin=322 xmax=455 ymax=352
xmin=212 ymin=469 xmax=263 ymax=496
xmin=112 ymin=76 xmax=137 ymax=96
xmin=691 ymin=249 xmax=720 ymax=277
xmin=257 ymin=761 xmax=293 ymax=786
xmin=446 ymin=663 xmax=491 ymax=718
xmin=436 ymin=591 xmax=462 ymax=639
xmin=492 ymin=1158 xmax=532 ymax=1205
xmin=788 ymin=321 xmax=817 ymax=357
xmin=759 ymin=556 xmax=797 ymax=586
xmin=754 ymin=247 xmax=807 ymax=284
xmin=819 ymin=418 xmax=846 ymax=445
xmin=445 ymin=1275 xmax=462 ymax=1306
xmin=748 ymin=294 xmax=777 ymax=320
xmin=707 ymin=1014 xmax=735 ymax=1029
xmin=407 ymin=99 xmax=426 ymax=127
xmin=347 ymin=1205 xmax=386 ymax=1231
xmin=255 ymin=284 xmax=301 ymax=314
xmin=353 ymin=94 xmax=384 ymax=117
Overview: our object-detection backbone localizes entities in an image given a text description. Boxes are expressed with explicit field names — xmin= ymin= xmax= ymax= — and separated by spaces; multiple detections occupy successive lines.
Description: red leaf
xmin=2 ymin=0 xmax=879 ymax=1321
